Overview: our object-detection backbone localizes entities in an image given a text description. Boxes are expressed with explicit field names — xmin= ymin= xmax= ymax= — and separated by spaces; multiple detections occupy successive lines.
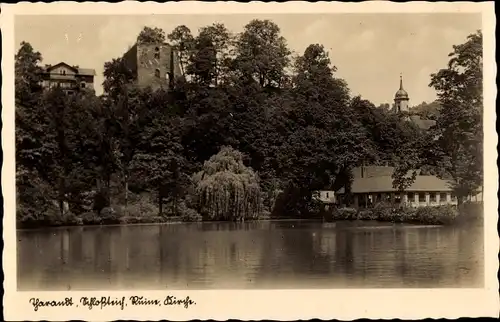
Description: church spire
xmin=394 ymin=73 xmax=409 ymax=113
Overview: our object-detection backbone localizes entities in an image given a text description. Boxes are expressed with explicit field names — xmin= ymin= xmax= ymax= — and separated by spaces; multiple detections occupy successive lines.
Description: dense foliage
xmin=15 ymin=22 xmax=483 ymax=227
xmin=393 ymin=30 xmax=483 ymax=203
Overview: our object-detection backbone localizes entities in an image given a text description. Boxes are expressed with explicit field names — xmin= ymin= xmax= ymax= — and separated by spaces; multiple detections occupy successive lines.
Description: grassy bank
xmin=322 ymin=202 xmax=483 ymax=226
xmin=16 ymin=192 xmax=200 ymax=229
xmin=17 ymin=193 xmax=483 ymax=229
xmin=16 ymin=193 xmax=274 ymax=229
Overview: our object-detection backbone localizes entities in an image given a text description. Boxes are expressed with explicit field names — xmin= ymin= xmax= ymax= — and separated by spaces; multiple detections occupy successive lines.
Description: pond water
xmin=17 ymin=220 xmax=483 ymax=290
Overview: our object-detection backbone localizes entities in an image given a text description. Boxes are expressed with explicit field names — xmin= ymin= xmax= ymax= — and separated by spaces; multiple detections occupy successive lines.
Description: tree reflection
xmin=17 ymin=221 xmax=484 ymax=290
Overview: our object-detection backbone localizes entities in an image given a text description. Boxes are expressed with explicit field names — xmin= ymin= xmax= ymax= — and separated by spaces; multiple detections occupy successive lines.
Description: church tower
xmin=394 ymin=74 xmax=409 ymax=113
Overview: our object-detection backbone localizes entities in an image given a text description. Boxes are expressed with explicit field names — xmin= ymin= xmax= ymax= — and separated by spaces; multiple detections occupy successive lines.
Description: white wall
xmin=315 ymin=190 xmax=336 ymax=204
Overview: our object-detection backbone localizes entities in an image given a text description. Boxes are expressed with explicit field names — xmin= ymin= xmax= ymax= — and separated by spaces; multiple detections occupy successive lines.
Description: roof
xmin=42 ymin=62 xmax=96 ymax=76
xmin=338 ymin=175 xmax=452 ymax=194
xmin=352 ymin=166 xmax=395 ymax=178
xmin=394 ymin=75 xmax=409 ymax=100
xmin=43 ymin=62 xmax=77 ymax=73
xmin=410 ymin=115 xmax=436 ymax=130
xmin=395 ymin=88 xmax=409 ymax=99
xmin=77 ymin=68 xmax=96 ymax=76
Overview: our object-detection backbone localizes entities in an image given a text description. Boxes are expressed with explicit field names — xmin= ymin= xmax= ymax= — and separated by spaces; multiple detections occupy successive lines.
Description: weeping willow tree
xmin=193 ymin=146 xmax=262 ymax=221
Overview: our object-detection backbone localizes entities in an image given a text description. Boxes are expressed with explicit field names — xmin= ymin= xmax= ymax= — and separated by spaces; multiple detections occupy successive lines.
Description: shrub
xmin=327 ymin=207 xmax=358 ymax=221
xmin=371 ymin=202 xmax=395 ymax=221
xmin=258 ymin=210 xmax=271 ymax=220
xmin=358 ymin=209 xmax=374 ymax=220
xmin=324 ymin=203 xmax=460 ymax=225
xmin=113 ymin=193 xmax=159 ymax=218
xmin=178 ymin=200 xmax=202 ymax=222
xmin=100 ymin=206 xmax=122 ymax=224
xmin=80 ymin=211 xmax=102 ymax=225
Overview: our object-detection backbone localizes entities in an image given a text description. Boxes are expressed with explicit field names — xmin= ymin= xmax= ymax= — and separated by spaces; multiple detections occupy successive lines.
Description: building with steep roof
xmin=40 ymin=62 xmax=96 ymax=94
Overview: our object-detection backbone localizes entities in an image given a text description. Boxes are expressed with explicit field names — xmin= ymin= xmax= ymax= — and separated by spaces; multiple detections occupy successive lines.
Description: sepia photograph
xmin=2 ymin=1 xmax=498 ymax=320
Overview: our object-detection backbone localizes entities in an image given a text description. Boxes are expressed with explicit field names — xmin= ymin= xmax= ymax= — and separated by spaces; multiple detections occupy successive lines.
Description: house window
xmin=418 ymin=192 xmax=425 ymax=202
xmin=394 ymin=193 xmax=401 ymax=203
xmin=326 ymin=192 xmax=329 ymax=199
xmin=430 ymin=193 xmax=436 ymax=202
xmin=440 ymin=193 xmax=447 ymax=202
xmin=407 ymin=192 xmax=414 ymax=201
xmin=81 ymin=82 xmax=86 ymax=88
xmin=155 ymin=69 xmax=161 ymax=78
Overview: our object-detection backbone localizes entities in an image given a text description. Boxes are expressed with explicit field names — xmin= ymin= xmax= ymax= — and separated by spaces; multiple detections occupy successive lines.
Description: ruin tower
xmin=394 ymin=74 xmax=409 ymax=113
xmin=122 ymin=42 xmax=182 ymax=91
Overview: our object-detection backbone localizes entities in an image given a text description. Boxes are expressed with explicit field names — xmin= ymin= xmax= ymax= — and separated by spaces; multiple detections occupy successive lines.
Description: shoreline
xmin=16 ymin=216 xmax=323 ymax=231
xmin=16 ymin=202 xmax=482 ymax=230
xmin=16 ymin=216 xmax=480 ymax=231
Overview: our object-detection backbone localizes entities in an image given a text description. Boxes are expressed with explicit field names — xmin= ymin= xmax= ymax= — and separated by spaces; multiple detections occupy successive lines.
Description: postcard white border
xmin=2 ymin=2 xmax=498 ymax=320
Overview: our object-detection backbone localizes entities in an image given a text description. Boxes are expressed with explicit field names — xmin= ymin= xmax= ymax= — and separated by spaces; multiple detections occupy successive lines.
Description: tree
xmin=102 ymin=57 xmax=135 ymax=99
xmin=110 ymin=87 xmax=153 ymax=211
xmin=377 ymin=103 xmax=391 ymax=110
xmin=183 ymin=23 xmax=234 ymax=87
xmin=130 ymin=90 xmax=190 ymax=215
xmin=393 ymin=31 xmax=483 ymax=203
xmin=167 ymin=25 xmax=195 ymax=77
xmin=137 ymin=26 xmax=166 ymax=44
xmin=234 ymin=19 xmax=291 ymax=88
xmin=273 ymin=44 xmax=373 ymax=215
xmin=429 ymin=30 xmax=483 ymax=203
xmin=197 ymin=23 xmax=233 ymax=86
xmin=193 ymin=146 xmax=262 ymax=221
xmin=15 ymin=41 xmax=43 ymax=102
xmin=410 ymin=100 xmax=442 ymax=119
xmin=187 ymin=33 xmax=218 ymax=86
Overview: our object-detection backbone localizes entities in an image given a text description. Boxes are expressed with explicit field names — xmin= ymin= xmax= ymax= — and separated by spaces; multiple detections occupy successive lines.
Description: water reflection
xmin=17 ymin=221 xmax=483 ymax=290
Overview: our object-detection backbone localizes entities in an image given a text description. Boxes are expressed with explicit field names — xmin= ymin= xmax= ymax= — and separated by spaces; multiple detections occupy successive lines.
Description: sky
xmin=15 ymin=13 xmax=481 ymax=106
